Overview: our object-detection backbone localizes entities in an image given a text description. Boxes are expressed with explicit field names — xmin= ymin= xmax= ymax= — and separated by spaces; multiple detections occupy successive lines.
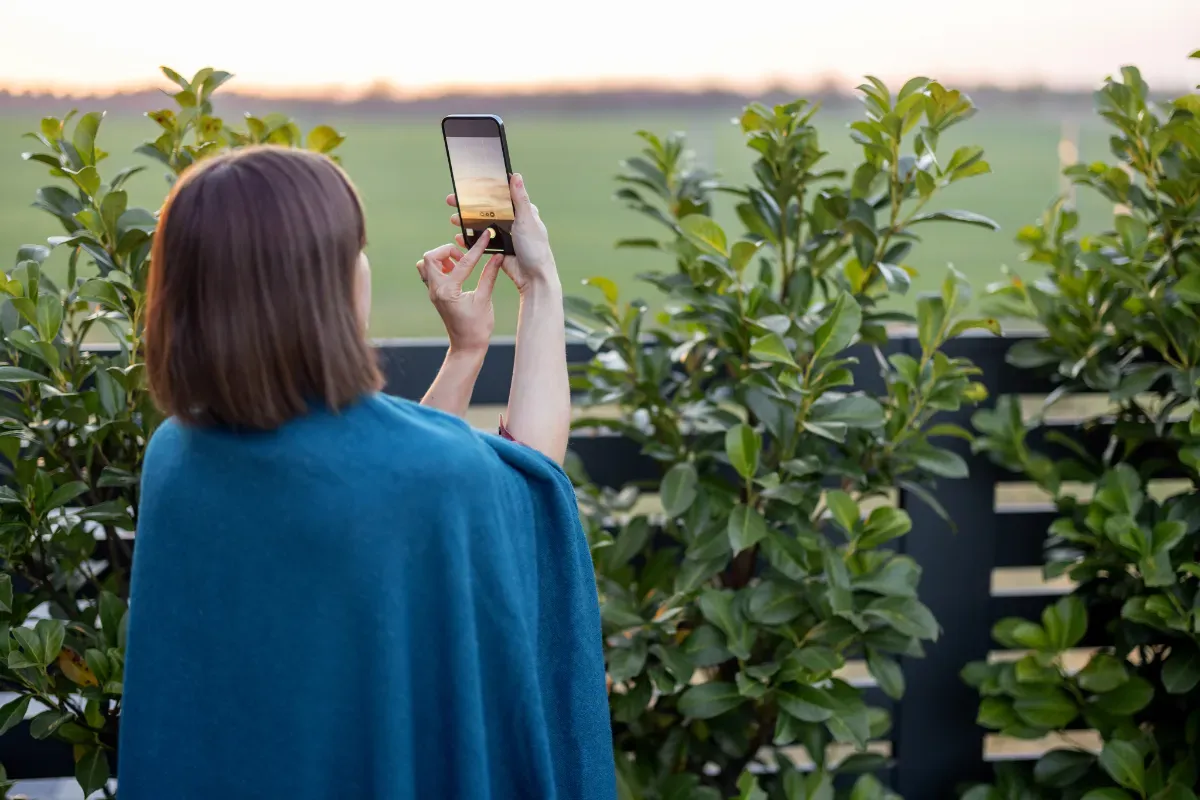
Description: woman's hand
xmin=416 ymin=231 xmax=503 ymax=356
xmin=446 ymin=173 xmax=559 ymax=296
xmin=448 ymin=173 xmax=570 ymax=462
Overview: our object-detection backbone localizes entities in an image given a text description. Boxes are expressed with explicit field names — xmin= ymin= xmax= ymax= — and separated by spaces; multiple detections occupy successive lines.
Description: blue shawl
xmin=119 ymin=394 xmax=615 ymax=799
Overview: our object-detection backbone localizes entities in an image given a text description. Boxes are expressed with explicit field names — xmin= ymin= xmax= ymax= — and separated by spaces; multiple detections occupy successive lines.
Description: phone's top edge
xmin=441 ymin=114 xmax=504 ymax=125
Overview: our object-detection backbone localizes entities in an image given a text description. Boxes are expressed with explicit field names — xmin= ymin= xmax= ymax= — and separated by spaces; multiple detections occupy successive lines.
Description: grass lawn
xmin=0 ymin=106 xmax=1114 ymax=337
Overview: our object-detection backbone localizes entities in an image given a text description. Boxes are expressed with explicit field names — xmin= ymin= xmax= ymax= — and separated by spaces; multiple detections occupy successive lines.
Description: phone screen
xmin=443 ymin=116 xmax=515 ymax=255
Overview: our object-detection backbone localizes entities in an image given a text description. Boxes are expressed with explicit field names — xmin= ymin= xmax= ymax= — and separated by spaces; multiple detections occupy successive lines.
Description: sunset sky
xmin=2 ymin=0 xmax=1199 ymax=95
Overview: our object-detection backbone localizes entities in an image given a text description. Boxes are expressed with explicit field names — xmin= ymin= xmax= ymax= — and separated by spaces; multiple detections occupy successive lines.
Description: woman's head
xmin=145 ymin=145 xmax=382 ymax=430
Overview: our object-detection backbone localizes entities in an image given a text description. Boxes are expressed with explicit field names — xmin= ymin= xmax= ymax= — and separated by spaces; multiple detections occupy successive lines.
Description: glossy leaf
xmin=747 ymin=580 xmax=804 ymax=625
xmin=660 ymin=463 xmax=699 ymax=517
xmin=725 ymin=424 xmax=761 ymax=479
xmin=809 ymin=394 xmax=884 ymax=429
xmin=728 ymin=504 xmax=769 ymax=553
xmin=66 ymin=166 xmax=100 ymax=197
xmin=1098 ymin=740 xmax=1144 ymax=793
xmin=812 ymin=293 xmax=862 ymax=362
xmin=0 ymin=695 xmax=30 ymax=736
xmin=678 ymin=682 xmax=742 ymax=719
xmin=749 ymin=333 xmax=796 ymax=365
xmin=777 ymin=685 xmax=835 ymax=722
xmin=679 ymin=215 xmax=728 ymax=257
xmin=907 ymin=209 xmax=1000 ymax=230
xmin=1034 ymin=749 xmax=1096 ymax=788
xmin=825 ymin=490 xmax=859 ymax=532
xmin=730 ymin=240 xmax=763 ymax=274
xmin=1161 ymin=645 xmax=1200 ymax=694
xmin=609 ymin=517 xmax=651 ymax=566
xmin=71 ymin=111 xmax=103 ymax=164
xmin=75 ymin=747 xmax=110 ymax=798
xmin=0 ymin=366 xmax=50 ymax=384
xmin=911 ymin=446 xmax=968 ymax=478
xmin=866 ymin=649 xmax=905 ymax=699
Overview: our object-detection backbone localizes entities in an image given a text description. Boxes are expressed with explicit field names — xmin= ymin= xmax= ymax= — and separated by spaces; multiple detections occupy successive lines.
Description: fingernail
xmin=486 ymin=227 xmax=495 ymax=238
xmin=514 ymin=174 xmax=524 ymax=187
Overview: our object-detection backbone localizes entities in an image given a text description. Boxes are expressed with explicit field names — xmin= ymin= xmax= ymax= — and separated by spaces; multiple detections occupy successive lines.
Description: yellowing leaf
xmin=581 ymin=276 xmax=619 ymax=305
xmin=57 ymin=648 xmax=98 ymax=687
xmin=306 ymin=124 xmax=345 ymax=154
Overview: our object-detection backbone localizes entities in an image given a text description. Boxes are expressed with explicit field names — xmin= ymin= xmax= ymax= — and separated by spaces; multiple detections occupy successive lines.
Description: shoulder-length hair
xmin=145 ymin=145 xmax=382 ymax=430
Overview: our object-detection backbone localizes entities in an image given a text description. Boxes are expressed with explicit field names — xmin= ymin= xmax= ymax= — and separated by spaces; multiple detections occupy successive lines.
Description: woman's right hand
xmin=416 ymin=232 xmax=501 ymax=356
xmin=446 ymin=173 xmax=559 ymax=295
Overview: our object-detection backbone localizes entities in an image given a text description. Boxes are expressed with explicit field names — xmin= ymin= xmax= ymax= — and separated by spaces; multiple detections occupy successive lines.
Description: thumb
xmin=510 ymin=173 xmax=534 ymax=220
xmin=475 ymin=255 xmax=502 ymax=302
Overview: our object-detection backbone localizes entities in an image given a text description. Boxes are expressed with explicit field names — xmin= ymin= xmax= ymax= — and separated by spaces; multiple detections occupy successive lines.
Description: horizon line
xmin=2 ymin=70 xmax=1182 ymax=103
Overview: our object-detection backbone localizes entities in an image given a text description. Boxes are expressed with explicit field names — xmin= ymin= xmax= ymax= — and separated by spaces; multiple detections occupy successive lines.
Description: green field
xmin=0 ymin=108 xmax=1113 ymax=337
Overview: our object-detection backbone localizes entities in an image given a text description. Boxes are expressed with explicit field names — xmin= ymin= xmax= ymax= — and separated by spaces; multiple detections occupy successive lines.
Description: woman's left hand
xmin=417 ymin=229 xmax=503 ymax=355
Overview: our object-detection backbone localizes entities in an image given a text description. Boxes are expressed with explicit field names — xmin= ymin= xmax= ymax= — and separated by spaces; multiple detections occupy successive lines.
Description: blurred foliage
xmin=965 ymin=62 xmax=1200 ymax=800
xmin=0 ymin=67 xmax=344 ymax=798
xmin=565 ymin=77 xmax=998 ymax=798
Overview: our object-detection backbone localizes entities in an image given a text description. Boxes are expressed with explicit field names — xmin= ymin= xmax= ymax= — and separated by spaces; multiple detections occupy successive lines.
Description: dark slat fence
xmin=4 ymin=334 xmax=1082 ymax=797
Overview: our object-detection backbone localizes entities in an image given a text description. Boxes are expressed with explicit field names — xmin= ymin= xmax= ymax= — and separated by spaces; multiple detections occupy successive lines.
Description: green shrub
xmin=966 ymin=60 xmax=1200 ymax=800
xmin=566 ymin=79 xmax=999 ymax=798
xmin=0 ymin=67 xmax=344 ymax=798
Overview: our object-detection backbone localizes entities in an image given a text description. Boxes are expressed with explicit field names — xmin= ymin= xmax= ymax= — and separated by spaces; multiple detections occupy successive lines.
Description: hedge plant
xmin=566 ymin=78 xmax=1000 ymax=798
xmin=964 ymin=60 xmax=1200 ymax=800
xmin=0 ymin=67 xmax=345 ymax=798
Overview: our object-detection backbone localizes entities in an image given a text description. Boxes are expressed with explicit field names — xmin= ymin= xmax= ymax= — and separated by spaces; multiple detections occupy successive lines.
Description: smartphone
xmin=441 ymin=114 xmax=517 ymax=256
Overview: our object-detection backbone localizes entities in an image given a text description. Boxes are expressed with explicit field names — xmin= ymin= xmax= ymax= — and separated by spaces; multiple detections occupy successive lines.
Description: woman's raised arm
xmin=417 ymin=232 xmax=502 ymax=418
xmin=496 ymin=175 xmax=570 ymax=463
xmin=436 ymin=176 xmax=570 ymax=462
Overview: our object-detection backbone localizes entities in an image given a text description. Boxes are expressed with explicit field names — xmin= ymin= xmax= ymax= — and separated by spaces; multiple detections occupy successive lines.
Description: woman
xmin=118 ymin=146 xmax=615 ymax=799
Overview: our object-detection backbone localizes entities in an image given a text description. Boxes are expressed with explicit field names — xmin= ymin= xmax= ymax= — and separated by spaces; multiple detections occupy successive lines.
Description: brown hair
xmin=145 ymin=145 xmax=382 ymax=430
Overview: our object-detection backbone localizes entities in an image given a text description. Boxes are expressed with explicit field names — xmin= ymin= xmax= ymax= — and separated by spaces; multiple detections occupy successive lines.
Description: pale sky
xmin=2 ymin=0 xmax=1199 ymax=95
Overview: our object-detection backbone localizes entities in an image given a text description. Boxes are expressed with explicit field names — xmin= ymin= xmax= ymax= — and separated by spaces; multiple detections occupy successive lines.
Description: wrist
xmin=518 ymin=273 xmax=563 ymax=300
xmin=446 ymin=342 xmax=488 ymax=366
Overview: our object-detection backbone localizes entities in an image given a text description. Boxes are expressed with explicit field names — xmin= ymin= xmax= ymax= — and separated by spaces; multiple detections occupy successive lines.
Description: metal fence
xmin=3 ymin=333 xmax=1076 ymax=798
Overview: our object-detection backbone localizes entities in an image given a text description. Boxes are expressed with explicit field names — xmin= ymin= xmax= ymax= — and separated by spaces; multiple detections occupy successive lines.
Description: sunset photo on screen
xmin=446 ymin=136 xmax=515 ymax=232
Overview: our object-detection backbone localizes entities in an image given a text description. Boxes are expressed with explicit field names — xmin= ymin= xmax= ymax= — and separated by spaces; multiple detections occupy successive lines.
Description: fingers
xmin=415 ymin=250 xmax=460 ymax=281
xmin=445 ymin=193 xmax=457 ymax=208
xmin=422 ymin=243 xmax=461 ymax=266
xmin=510 ymin=173 xmax=535 ymax=221
xmin=475 ymin=255 xmax=503 ymax=301
xmin=448 ymin=228 xmax=491 ymax=283
xmin=418 ymin=243 xmax=464 ymax=287
xmin=450 ymin=212 xmax=461 ymax=227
